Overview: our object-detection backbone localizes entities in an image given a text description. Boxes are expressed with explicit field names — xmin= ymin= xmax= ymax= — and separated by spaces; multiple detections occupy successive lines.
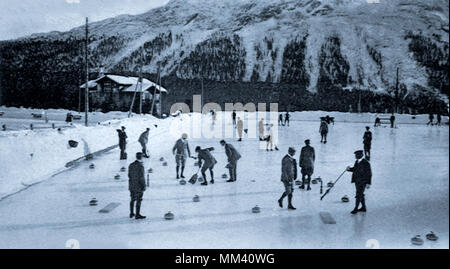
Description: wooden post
xmin=84 ymin=17 xmax=89 ymax=127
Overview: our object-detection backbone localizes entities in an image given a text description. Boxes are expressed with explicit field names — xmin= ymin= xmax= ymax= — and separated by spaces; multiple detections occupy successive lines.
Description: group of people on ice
xmin=119 ymin=111 xmax=373 ymax=219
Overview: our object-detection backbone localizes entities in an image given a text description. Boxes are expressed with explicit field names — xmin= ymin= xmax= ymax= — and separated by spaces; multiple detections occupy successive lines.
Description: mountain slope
xmin=0 ymin=0 xmax=448 ymax=111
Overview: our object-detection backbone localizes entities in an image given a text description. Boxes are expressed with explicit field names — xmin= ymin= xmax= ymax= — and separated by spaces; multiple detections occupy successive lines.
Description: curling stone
xmin=426 ymin=232 xmax=439 ymax=241
xmin=222 ymin=173 xmax=228 ymax=179
xmin=159 ymin=157 xmax=165 ymax=162
xmin=120 ymin=167 xmax=126 ymax=172
xmin=179 ymin=179 xmax=187 ymax=185
xmin=193 ymin=195 xmax=200 ymax=202
xmin=89 ymin=198 xmax=98 ymax=206
xmin=341 ymin=195 xmax=350 ymax=203
xmin=295 ymin=180 xmax=302 ymax=186
xmin=148 ymin=168 xmax=153 ymax=173
xmin=327 ymin=181 xmax=334 ymax=188
xmin=89 ymin=163 xmax=95 ymax=169
xmin=411 ymin=235 xmax=424 ymax=246
xmin=162 ymin=161 xmax=168 ymax=167
xmin=198 ymin=176 xmax=204 ymax=183
xmin=252 ymin=205 xmax=261 ymax=213
xmin=311 ymin=179 xmax=318 ymax=184
xmin=164 ymin=211 xmax=175 ymax=220
xmin=114 ymin=174 xmax=121 ymax=180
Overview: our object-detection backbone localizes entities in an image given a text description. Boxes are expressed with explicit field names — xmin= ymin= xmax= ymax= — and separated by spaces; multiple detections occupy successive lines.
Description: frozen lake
xmin=0 ymin=115 xmax=448 ymax=249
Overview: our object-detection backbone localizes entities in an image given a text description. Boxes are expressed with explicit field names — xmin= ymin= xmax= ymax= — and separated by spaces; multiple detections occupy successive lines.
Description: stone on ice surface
xmin=252 ymin=206 xmax=261 ymax=213
xmin=179 ymin=179 xmax=187 ymax=185
xmin=221 ymin=174 xmax=228 ymax=179
xmin=89 ymin=163 xmax=95 ymax=169
xmin=164 ymin=211 xmax=174 ymax=220
xmin=426 ymin=232 xmax=439 ymax=241
xmin=89 ymin=198 xmax=98 ymax=206
xmin=193 ymin=195 xmax=200 ymax=202
xmin=162 ymin=162 xmax=168 ymax=166
xmin=411 ymin=235 xmax=424 ymax=246
xmin=341 ymin=195 xmax=350 ymax=203
xmin=114 ymin=174 xmax=121 ymax=180
xmin=327 ymin=181 xmax=334 ymax=188
xmin=120 ymin=167 xmax=126 ymax=172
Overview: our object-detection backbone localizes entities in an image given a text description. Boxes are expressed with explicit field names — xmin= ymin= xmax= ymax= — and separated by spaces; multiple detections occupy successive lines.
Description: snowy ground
xmin=0 ymin=111 xmax=448 ymax=249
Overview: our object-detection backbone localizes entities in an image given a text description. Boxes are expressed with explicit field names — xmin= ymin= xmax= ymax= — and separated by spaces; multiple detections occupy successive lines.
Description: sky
xmin=0 ymin=0 xmax=170 ymax=40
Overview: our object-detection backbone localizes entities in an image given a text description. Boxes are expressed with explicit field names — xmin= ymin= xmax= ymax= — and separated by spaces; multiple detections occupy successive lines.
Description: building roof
xmin=80 ymin=74 xmax=167 ymax=93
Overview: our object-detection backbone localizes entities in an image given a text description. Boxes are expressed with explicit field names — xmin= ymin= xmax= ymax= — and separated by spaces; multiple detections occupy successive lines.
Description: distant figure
xmin=347 ymin=150 xmax=372 ymax=214
xmin=374 ymin=117 xmax=381 ymax=127
xmin=319 ymin=119 xmax=328 ymax=143
xmin=278 ymin=147 xmax=297 ymax=210
xmin=172 ymin=133 xmax=191 ymax=179
xmin=195 ymin=146 xmax=217 ymax=186
xmin=138 ymin=128 xmax=150 ymax=158
xmin=211 ymin=110 xmax=217 ymax=125
xmin=299 ymin=139 xmax=315 ymax=191
xmin=427 ymin=113 xmax=434 ymax=126
xmin=237 ymin=117 xmax=243 ymax=141
xmin=437 ymin=114 xmax=441 ymax=126
xmin=220 ymin=140 xmax=241 ymax=182
xmin=266 ymin=124 xmax=279 ymax=151
xmin=232 ymin=110 xmax=237 ymax=127
xmin=363 ymin=126 xmax=372 ymax=160
xmin=117 ymin=126 xmax=128 ymax=160
xmin=278 ymin=114 xmax=284 ymax=126
xmin=390 ymin=114 xmax=395 ymax=128
xmin=128 ymin=152 xmax=146 ymax=219
xmin=259 ymin=118 xmax=265 ymax=141
xmin=65 ymin=113 xmax=73 ymax=124
xmin=284 ymin=112 xmax=290 ymax=127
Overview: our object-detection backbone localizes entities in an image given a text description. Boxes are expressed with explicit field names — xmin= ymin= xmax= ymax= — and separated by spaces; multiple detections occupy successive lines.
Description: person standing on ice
xmin=138 ymin=128 xmax=150 ymax=158
xmin=346 ymin=150 xmax=372 ymax=215
xmin=237 ymin=117 xmax=244 ymax=141
xmin=259 ymin=118 xmax=265 ymax=141
xmin=278 ymin=147 xmax=297 ymax=210
xmin=363 ymin=126 xmax=372 ymax=160
xmin=128 ymin=152 xmax=146 ymax=219
xmin=211 ymin=110 xmax=217 ymax=125
xmin=278 ymin=114 xmax=284 ymax=126
xmin=266 ymin=124 xmax=279 ymax=151
xmin=172 ymin=133 xmax=191 ymax=179
xmin=117 ymin=126 xmax=128 ymax=160
xmin=436 ymin=113 xmax=441 ymax=126
xmin=299 ymin=139 xmax=315 ymax=191
xmin=195 ymin=146 xmax=218 ymax=186
xmin=284 ymin=112 xmax=290 ymax=127
xmin=319 ymin=119 xmax=328 ymax=143
xmin=220 ymin=140 xmax=241 ymax=182
xmin=427 ymin=113 xmax=434 ymax=126
xmin=232 ymin=110 xmax=237 ymax=128
xmin=390 ymin=114 xmax=395 ymax=128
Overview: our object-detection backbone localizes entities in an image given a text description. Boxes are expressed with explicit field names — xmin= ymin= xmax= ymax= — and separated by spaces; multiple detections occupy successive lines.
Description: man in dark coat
xmin=220 ymin=140 xmax=241 ymax=182
xmin=363 ymin=126 xmax=372 ymax=160
xmin=427 ymin=113 xmax=434 ymax=126
xmin=278 ymin=114 xmax=284 ymax=126
xmin=390 ymin=114 xmax=395 ymax=128
xmin=232 ymin=110 xmax=237 ymax=128
xmin=299 ymin=139 xmax=315 ymax=190
xmin=347 ymin=150 xmax=372 ymax=214
xmin=278 ymin=147 xmax=297 ymax=210
xmin=117 ymin=126 xmax=127 ymax=160
xmin=284 ymin=112 xmax=290 ymax=127
xmin=195 ymin=146 xmax=217 ymax=185
xmin=128 ymin=152 xmax=146 ymax=219
xmin=172 ymin=133 xmax=191 ymax=179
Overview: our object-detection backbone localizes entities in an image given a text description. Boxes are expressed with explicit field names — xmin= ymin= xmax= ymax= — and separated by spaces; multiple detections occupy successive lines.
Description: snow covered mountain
xmin=0 ymin=0 xmax=448 ymax=110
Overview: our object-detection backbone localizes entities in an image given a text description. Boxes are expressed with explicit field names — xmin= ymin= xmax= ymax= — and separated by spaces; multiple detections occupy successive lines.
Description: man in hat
xmin=237 ymin=117 xmax=244 ymax=141
xmin=172 ymin=133 xmax=191 ymax=179
xmin=299 ymin=139 xmax=315 ymax=190
xmin=138 ymin=128 xmax=150 ymax=158
xmin=319 ymin=119 xmax=328 ymax=143
xmin=346 ymin=150 xmax=372 ymax=214
xmin=195 ymin=146 xmax=217 ymax=185
xmin=117 ymin=126 xmax=128 ymax=160
xmin=363 ymin=126 xmax=372 ymax=160
xmin=220 ymin=140 xmax=241 ymax=182
xmin=128 ymin=152 xmax=146 ymax=219
xmin=278 ymin=147 xmax=297 ymax=210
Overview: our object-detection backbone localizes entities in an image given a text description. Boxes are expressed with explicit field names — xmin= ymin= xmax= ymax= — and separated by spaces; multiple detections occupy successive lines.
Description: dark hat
xmin=121 ymin=126 xmax=126 ymax=130
xmin=305 ymin=139 xmax=310 ymax=144
xmin=365 ymin=126 xmax=370 ymax=129
xmin=195 ymin=146 xmax=201 ymax=152
xmin=220 ymin=140 xmax=226 ymax=144
xmin=354 ymin=150 xmax=364 ymax=155
xmin=136 ymin=152 xmax=143 ymax=159
xmin=288 ymin=147 xmax=296 ymax=154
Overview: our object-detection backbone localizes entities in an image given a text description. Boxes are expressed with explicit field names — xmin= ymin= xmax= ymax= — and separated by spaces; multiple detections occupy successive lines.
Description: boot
xmin=210 ymin=179 xmax=215 ymax=184
xmin=129 ymin=201 xmax=135 ymax=218
xmin=180 ymin=166 xmax=185 ymax=178
xmin=351 ymin=199 xmax=360 ymax=214
xmin=287 ymin=194 xmax=296 ymax=210
xmin=299 ymin=184 xmax=305 ymax=189
xmin=135 ymin=203 xmax=146 ymax=219
xmin=278 ymin=193 xmax=287 ymax=208
xmin=201 ymin=182 xmax=208 ymax=186
xmin=226 ymin=179 xmax=234 ymax=183
xmin=176 ymin=166 xmax=180 ymax=179
xmin=307 ymin=185 xmax=311 ymax=191
xmin=358 ymin=199 xmax=367 ymax=212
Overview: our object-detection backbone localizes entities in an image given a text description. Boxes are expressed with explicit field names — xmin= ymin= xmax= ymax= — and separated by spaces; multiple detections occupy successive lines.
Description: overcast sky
xmin=0 ymin=0 xmax=169 ymax=40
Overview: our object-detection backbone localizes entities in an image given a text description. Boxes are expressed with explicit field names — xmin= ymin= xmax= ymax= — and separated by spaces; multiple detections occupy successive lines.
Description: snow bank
xmin=0 ymin=114 xmax=168 ymax=199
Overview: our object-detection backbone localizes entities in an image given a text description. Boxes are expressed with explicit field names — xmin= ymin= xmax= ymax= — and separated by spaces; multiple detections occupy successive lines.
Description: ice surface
xmin=0 ymin=111 xmax=448 ymax=248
